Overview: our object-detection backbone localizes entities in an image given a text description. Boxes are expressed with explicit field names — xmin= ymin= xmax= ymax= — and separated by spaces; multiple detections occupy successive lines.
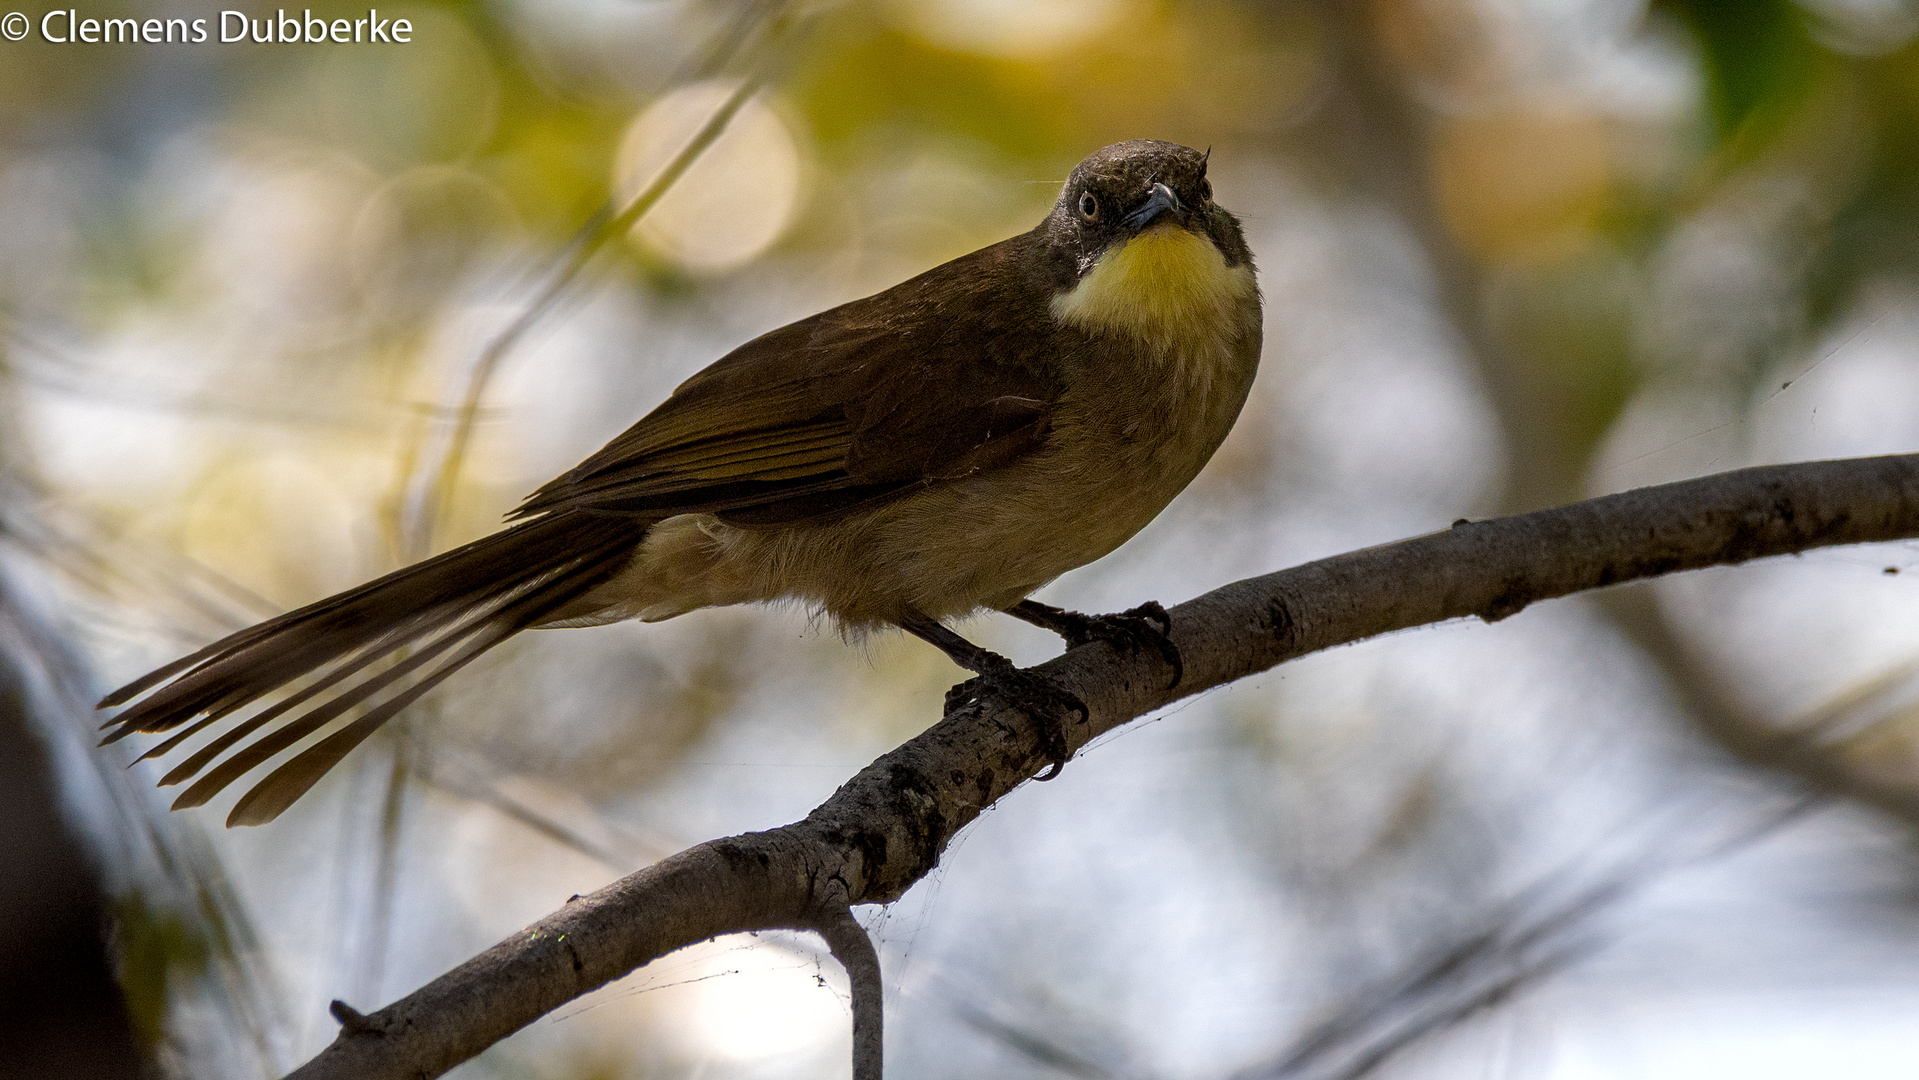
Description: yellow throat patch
xmin=1049 ymin=225 xmax=1256 ymax=351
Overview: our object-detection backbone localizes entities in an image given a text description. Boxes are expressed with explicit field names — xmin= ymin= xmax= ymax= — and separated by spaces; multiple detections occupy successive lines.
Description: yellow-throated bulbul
xmin=98 ymin=140 xmax=1262 ymax=824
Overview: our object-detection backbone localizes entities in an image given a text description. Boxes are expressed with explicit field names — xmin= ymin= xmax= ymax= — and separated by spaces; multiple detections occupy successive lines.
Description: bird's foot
xmin=944 ymin=658 xmax=1089 ymax=782
xmin=1011 ymin=600 xmax=1183 ymax=690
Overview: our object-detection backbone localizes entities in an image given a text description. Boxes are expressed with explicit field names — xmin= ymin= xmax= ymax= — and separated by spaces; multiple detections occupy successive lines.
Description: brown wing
xmin=511 ymin=233 xmax=1062 ymax=527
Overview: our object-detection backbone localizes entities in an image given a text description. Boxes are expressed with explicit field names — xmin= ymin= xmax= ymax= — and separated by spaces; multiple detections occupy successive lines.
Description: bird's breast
xmin=1047 ymin=224 xmax=1260 ymax=396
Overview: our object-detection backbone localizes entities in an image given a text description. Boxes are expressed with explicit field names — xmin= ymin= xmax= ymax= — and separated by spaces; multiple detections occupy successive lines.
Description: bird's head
xmin=1045 ymin=140 xmax=1249 ymax=275
xmin=1041 ymin=140 xmax=1258 ymax=345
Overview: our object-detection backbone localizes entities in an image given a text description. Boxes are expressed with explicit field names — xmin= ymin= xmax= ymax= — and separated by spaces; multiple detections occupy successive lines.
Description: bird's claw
xmin=1054 ymin=601 xmax=1183 ymax=690
xmin=944 ymin=660 xmax=1089 ymax=781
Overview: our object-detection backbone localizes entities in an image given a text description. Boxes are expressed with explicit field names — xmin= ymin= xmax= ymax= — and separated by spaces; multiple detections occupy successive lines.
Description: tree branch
xmin=285 ymin=453 xmax=1919 ymax=1080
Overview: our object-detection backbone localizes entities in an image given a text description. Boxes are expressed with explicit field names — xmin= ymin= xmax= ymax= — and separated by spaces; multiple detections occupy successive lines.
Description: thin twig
xmin=1246 ymin=800 xmax=1812 ymax=1080
xmin=354 ymin=732 xmax=413 ymax=1005
xmin=1603 ymin=585 xmax=1919 ymax=823
xmin=397 ymin=51 xmax=786 ymax=561
xmin=810 ymin=902 xmax=884 ymax=1080
xmin=942 ymin=988 xmax=1128 ymax=1079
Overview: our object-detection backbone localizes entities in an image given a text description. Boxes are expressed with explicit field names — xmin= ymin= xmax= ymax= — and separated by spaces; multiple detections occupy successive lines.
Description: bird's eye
xmin=1199 ymin=178 xmax=1213 ymax=204
xmin=1078 ymin=192 xmax=1099 ymax=221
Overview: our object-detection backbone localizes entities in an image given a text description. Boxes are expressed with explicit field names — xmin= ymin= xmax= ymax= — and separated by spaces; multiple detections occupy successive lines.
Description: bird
xmin=97 ymin=139 xmax=1263 ymax=826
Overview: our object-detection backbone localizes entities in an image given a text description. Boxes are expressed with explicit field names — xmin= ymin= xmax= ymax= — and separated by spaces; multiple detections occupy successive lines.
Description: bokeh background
xmin=7 ymin=0 xmax=1919 ymax=1076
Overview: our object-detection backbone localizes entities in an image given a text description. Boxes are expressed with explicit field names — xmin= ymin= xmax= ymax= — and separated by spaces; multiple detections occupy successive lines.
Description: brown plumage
xmin=98 ymin=139 xmax=1263 ymax=825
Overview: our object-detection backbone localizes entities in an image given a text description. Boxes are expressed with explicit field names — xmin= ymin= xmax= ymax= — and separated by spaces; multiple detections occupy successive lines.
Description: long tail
xmin=97 ymin=512 xmax=644 ymax=826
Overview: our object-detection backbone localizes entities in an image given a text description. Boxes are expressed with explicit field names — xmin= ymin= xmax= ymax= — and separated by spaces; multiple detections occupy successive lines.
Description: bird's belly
xmin=834 ymin=457 xmax=1179 ymax=621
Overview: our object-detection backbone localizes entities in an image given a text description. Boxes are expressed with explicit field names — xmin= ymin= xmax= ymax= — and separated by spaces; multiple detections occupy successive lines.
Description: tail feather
xmin=136 ymin=712 xmax=222 ymax=765
xmin=101 ymin=514 xmax=617 ymax=739
xmin=168 ymin=624 xmax=473 ymax=807
xmin=226 ymin=573 xmax=600 ymax=827
xmin=149 ymin=636 xmax=391 ymax=783
xmin=96 ymin=612 xmax=293 ymax=709
xmin=98 ymin=511 xmax=644 ymax=825
xmin=100 ymin=510 xmax=630 ymax=737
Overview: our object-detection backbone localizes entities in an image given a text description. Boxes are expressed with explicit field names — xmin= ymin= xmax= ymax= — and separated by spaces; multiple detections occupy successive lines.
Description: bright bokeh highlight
xmin=616 ymin=82 xmax=803 ymax=275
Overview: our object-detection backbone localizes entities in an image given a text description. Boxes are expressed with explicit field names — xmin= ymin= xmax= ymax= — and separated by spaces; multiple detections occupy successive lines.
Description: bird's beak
xmin=1121 ymin=182 xmax=1183 ymax=231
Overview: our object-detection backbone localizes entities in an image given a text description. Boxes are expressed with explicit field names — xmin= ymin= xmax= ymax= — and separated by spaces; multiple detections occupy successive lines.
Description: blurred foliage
xmin=1657 ymin=0 xmax=1823 ymax=141
xmin=110 ymin=894 xmax=213 ymax=1050
xmin=1349 ymin=0 xmax=1919 ymax=505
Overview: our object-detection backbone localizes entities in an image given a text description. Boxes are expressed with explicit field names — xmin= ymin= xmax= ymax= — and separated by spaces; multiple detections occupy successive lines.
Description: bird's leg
xmin=1005 ymin=599 xmax=1183 ymax=691
xmin=898 ymin=615 xmax=1087 ymax=781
